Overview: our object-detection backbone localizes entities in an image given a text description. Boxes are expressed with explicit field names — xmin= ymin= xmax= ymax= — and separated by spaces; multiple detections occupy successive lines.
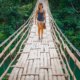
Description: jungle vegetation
xmin=0 ymin=0 xmax=36 ymax=43
xmin=0 ymin=0 xmax=80 ymax=51
xmin=49 ymin=0 xmax=80 ymax=51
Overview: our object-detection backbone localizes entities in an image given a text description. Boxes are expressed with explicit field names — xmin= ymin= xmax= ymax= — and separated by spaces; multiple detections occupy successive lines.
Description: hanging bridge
xmin=0 ymin=0 xmax=80 ymax=80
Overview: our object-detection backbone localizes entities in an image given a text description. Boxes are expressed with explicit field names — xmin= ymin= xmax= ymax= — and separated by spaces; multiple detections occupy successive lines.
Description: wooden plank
xmin=53 ymin=59 xmax=62 ymax=80
xmin=17 ymin=69 xmax=23 ymax=80
xmin=23 ymin=45 xmax=31 ymax=52
xmin=50 ymin=49 xmax=58 ymax=58
xmin=9 ymin=68 xmax=16 ymax=80
xmin=15 ymin=54 xmax=27 ymax=68
xmin=27 ymin=60 xmax=33 ymax=74
xmin=40 ymin=52 xmax=44 ymax=67
xmin=17 ymin=54 xmax=24 ymax=64
xmin=51 ymin=59 xmax=57 ymax=80
xmin=37 ymin=50 xmax=41 ymax=60
xmin=49 ymin=42 xmax=55 ymax=48
xmin=29 ymin=75 xmax=34 ymax=80
xmin=48 ymin=69 xmax=53 ymax=80
xmin=39 ymin=69 xmax=45 ymax=80
xmin=49 ymin=49 xmax=54 ymax=58
xmin=23 ymin=60 xmax=29 ymax=75
xmin=29 ymin=50 xmax=39 ymax=59
xmin=35 ymin=59 xmax=40 ymax=74
xmin=44 ymin=45 xmax=49 ymax=53
xmin=35 ymin=76 xmax=39 ymax=80
xmin=15 ymin=54 xmax=24 ymax=67
xmin=47 ymin=52 xmax=51 ymax=67
xmin=44 ymin=53 xmax=48 ymax=67
xmin=21 ymin=54 xmax=29 ymax=67
xmin=44 ymin=70 xmax=48 ymax=80
xmin=53 ymin=49 xmax=59 ymax=58
xmin=56 ymin=59 xmax=65 ymax=80
xmin=21 ymin=76 xmax=25 ymax=80
xmin=31 ymin=60 xmax=37 ymax=74
xmin=9 ymin=4 xmax=68 ymax=80
xmin=25 ymin=76 xmax=29 ymax=80
xmin=25 ymin=75 xmax=34 ymax=80
xmin=12 ymin=68 xmax=19 ymax=80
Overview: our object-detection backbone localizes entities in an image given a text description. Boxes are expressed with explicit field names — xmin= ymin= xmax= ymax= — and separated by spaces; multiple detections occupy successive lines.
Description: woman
xmin=35 ymin=3 xmax=46 ymax=40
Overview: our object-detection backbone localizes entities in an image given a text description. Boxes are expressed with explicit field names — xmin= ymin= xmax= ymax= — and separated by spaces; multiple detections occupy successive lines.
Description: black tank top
xmin=37 ymin=10 xmax=44 ymax=21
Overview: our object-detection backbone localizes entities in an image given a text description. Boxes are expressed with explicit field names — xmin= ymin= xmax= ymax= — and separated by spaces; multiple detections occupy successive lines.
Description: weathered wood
xmin=0 ymin=26 xmax=30 ymax=67
xmin=58 ymin=47 xmax=69 ymax=79
xmin=0 ymin=14 xmax=33 ymax=80
xmin=39 ymin=69 xmax=45 ymax=80
xmin=48 ymin=69 xmax=53 ymax=80
xmin=60 ymin=45 xmax=76 ymax=80
xmin=0 ymin=24 xmax=29 ymax=58
xmin=8 ymin=1 xmax=68 ymax=80
xmin=65 ymin=45 xmax=80 ymax=69
xmin=51 ymin=59 xmax=57 ymax=80
xmin=17 ymin=69 xmax=23 ymax=80
xmin=44 ymin=70 xmax=48 ymax=80
xmin=21 ymin=76 xmax=25 ymax=80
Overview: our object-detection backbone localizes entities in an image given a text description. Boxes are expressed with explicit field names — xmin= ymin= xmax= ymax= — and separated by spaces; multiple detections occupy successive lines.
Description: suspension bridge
xmin=0 ymin=0 xmax=80 ymax=80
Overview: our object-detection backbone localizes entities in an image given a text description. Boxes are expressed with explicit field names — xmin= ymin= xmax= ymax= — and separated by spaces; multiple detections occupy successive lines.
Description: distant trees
xmin=0 ymin=0 xmax=36 ymax=43
xmin=49 ymin=0 xmax=80 ymax=51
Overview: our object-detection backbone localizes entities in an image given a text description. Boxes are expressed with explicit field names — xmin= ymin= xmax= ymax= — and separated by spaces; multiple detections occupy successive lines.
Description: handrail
xmin=46 ymin=0 xmax=70 ymax=79
xmin=0 ymin=0 xmax=38 ymax=48
xmin=47 ymin=4 xmax=80 ymax=57
xmin=51 ymin=23 xmax=80 ymax=69
xmin=0 ymin=24 xmax=31 ymax=80
xmin=51 ymin=25 xmax=77 ymax=80
xmin=0 ymin=0 xmax=38 ymax=57
xmin=0 ymin=18 xmax=32 ymax=80
xmin=0 ymin=0 xmax=38 ymax=79
xmin=0 ymin=12 xmax=32 ymax=48
xmin=50 ymin=17 xmax=80 ymax=57
xmin=51 ymin=28 xmax=70 ymax=79
xmin=51 ymin=15 xmax=80 ymax=62
xmin=0 ymin=19 xmax=32 ymax=58
xmin=47 ymin=0 xmax=80 ymax=79
xmin=0 ymin=26 xmax=30 ymax=67
xmin=47 ymin=0 xmax=80 ymax=59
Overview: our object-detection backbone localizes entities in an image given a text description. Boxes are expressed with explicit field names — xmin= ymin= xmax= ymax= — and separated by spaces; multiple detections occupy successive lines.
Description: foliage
xmin=49 ymin=0 xmax=80 ymax=51
xmin=0 ymin=0 xmax=36 ymax=43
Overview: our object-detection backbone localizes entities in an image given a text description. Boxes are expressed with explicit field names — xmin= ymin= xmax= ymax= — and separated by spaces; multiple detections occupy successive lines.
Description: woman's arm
xmin=35 ymin=10 xmax=38 ymax=24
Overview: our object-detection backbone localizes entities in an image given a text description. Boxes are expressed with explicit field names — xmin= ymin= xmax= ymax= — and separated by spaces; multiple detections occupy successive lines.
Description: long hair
xmin=38 ymin=3 xmax=43 ymax=11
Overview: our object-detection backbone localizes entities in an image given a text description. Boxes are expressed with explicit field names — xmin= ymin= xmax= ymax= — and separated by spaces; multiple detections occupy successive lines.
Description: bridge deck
xmin=9 ymin=5 xmax=66 ymax=80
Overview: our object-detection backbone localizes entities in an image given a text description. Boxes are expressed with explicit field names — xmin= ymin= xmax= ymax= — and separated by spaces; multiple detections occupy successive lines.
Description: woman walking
xmin=35 ymin=3 xmax=46 ymax=40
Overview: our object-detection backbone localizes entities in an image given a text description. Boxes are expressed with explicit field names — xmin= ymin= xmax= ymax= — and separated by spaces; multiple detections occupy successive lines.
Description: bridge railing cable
xmin=44 ymin=1 xmax=70 ymax=80
xmin=47 ymin=0 xmax=80 ymax=79
xmin=0 ymin=0 xmax=38 ymax=79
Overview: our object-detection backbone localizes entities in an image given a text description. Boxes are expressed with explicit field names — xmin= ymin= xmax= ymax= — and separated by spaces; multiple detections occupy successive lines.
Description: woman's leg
xmin=38 ymin=23 xmax=41 ymax=39
xmin=38 ymin=22 xmax=44 ymax=40
xmin=40 ymin=23 xmax=44 ymax=39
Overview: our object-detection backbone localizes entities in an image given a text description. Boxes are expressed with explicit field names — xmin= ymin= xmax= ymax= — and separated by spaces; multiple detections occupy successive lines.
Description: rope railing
xmin=51 ymin=23 xmax=77 ymax=80
xmin=1 ymin=0 xmax=80 ymax=79
xmin=0 ymin=18 xmax=32 ymax=80
xmin=0 ymin=0 xmax=38 ymax=48
xmin=0 ymin=0 xmax=38 ymax=79
xmin=47 ymin=0 xmax=80 ymax=79
xmin=43 ymin=0 xmax=70 ymax=80
xmin=47 ymin=1 xmax=80 ymax=57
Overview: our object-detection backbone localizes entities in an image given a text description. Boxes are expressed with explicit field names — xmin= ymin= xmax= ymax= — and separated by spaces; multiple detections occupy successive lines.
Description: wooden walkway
xmin=9 ymin=1 xmax=66 ymax=80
